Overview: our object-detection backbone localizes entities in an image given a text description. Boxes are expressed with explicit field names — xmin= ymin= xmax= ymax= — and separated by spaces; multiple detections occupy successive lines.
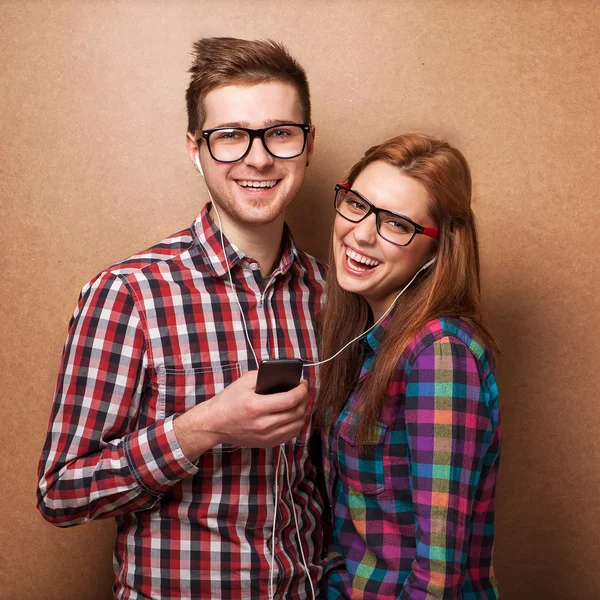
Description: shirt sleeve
xmin=37 ymin=272 xmax=198 ymax=526
xmin=400 ymin=336 xmax=492 ymax=599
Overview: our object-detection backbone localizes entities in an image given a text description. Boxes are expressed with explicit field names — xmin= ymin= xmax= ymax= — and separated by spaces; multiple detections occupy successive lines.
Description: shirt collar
xmin=359 ymin=314 xmax=392 ymax=354
xmin=191 ymin=203 xmax=304 ymax=278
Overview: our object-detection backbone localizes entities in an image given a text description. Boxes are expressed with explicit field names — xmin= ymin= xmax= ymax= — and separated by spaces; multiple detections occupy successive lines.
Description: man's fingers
xmin=261 ymin=380 xmax=308 ymax=413
xmin=257 ymin=404 xmax=307 ymax=437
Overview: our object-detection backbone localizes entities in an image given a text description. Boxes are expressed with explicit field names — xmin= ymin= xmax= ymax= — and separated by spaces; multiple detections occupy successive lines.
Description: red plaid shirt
xmin=37 ymin=204 xmax=327 ymax=599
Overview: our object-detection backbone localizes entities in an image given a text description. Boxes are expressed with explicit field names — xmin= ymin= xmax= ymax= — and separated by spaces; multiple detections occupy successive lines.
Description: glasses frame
xmin=196 ymin=123 xmax=311 ymax=163
xmin=334 ymin=183 xmax=439 ymax=247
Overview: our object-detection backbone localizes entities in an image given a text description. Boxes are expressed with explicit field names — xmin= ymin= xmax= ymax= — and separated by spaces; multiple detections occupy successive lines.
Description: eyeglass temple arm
xmin=422 ymin=227 xmax=439 ymax=240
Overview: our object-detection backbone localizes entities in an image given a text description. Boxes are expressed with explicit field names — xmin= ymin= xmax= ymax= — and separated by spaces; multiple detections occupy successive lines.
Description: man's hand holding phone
xmin=173 ymin=369 xmax=308 ymax=462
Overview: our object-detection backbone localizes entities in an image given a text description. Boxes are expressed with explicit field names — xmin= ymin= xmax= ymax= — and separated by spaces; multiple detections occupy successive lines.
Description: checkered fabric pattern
xmin=323 ymin=317 xmax=501 ymax=599
xmin=37 ymin=203 xmax=327 ymax=600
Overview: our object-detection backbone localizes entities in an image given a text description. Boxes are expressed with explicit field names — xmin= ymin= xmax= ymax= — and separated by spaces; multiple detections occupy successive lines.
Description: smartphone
xmin=255 ymin=358 xmax=304 ymax=395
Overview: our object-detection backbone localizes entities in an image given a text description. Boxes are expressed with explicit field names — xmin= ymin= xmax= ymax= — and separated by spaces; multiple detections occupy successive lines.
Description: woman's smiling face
xmin=333 ymin=160 xmax=438 ymax=320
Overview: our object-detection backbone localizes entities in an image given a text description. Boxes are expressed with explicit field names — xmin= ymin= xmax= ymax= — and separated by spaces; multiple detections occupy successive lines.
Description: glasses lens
xmin=378 ymin=211 xmax=416 ymax=245
xmin=264 ymin=125 xmax=306 ymax=158
xmin=335 ymin=189 xmax=370 ymax=222
xmin=207 ymin=129 xmax=250 ymax=162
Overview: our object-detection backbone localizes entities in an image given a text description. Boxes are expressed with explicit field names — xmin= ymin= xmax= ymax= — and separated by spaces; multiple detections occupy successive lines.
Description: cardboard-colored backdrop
xmin=2 ymin=1 xmax=599 ymax=599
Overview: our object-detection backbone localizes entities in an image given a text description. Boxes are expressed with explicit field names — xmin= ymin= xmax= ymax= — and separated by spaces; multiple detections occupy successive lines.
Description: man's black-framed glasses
xmin=334 ymin=183 xmax=439 ymax=247
xmin=196 ymin=123 xmax=311 ymax=163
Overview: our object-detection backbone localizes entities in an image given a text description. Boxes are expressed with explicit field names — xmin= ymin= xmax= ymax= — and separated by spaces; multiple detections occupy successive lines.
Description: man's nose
xmin=243 ymin=136 xmax=274 ymax=170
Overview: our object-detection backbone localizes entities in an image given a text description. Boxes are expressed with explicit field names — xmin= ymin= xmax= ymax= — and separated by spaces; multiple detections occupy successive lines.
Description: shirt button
xmin=273 ymin=535 xmax=279 ymax=545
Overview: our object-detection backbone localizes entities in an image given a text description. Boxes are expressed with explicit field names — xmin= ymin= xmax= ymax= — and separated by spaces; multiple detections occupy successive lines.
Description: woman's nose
xmin=351 ymin=214 xmax=378 ymax=245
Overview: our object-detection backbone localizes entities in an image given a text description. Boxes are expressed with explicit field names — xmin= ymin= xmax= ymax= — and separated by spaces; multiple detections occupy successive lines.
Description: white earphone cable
xmin=270 ymin=446 xmax=283 ymax=600
xmin=281 ymin=443 xmax=316 ymax=599
xmin=302 ymin=256 xmax=436 ymax=368
xmin=210 ymin=196 xmax=260 ymax=369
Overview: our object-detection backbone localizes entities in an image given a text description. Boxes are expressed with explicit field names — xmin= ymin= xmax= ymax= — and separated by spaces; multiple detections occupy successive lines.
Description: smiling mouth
xmin=345 ymin=246 xmax=381 ymax=272
xmin=236 ymin=179 xmax=279 ymax=189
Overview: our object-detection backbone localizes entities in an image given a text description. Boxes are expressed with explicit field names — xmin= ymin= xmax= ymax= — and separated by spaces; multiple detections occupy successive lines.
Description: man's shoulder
xmin=104 ymin=226 xmax=195 ymax=278
xmin=75 ymin=226 xmax=196 ymax=303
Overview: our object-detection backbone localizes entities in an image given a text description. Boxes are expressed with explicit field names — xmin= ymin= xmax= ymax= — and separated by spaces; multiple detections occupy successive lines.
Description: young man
xmin=38 ymin=38 xmax=326 ymax=600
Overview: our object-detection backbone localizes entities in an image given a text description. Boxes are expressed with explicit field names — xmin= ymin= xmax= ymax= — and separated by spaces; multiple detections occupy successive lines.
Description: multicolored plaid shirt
xmin=37 ymin=203 xmax=327 ymax=600
xmin=323 ymin=317 xmax=501 ymax=599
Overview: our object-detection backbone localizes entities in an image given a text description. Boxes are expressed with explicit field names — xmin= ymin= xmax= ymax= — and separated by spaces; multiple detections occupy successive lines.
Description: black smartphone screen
xmin=255 ymin=359 xmax=304 ymax=395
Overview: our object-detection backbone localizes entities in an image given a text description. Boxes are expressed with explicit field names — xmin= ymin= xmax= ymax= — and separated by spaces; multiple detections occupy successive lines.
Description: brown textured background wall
xmin=1 ymin=1 xmax=599 ymax=599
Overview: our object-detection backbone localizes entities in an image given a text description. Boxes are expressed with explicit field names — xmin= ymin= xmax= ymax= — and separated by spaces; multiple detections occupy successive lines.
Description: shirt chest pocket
xmin=337 ymin=417 xmax=388 ymax=496
xmin=157 ymin=362 xmax=241 ymax=419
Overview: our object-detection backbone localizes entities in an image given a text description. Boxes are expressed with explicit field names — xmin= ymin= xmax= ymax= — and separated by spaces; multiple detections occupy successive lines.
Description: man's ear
xmin=186 ymin=132 xmax=200 ymax=170
xmin=305 ymin=125 xmax=316 ymax=166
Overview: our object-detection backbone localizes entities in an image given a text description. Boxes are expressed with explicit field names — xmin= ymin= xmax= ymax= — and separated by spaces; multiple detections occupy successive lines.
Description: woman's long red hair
xmin=316 ymin=133 xmax=498 ymax=451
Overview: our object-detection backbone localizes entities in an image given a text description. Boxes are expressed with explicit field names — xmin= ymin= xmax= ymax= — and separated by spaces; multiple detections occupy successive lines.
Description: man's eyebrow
xmin=263 ymin=119 xmax=301 ymax=127
xmin=207 ymin=119 xmax=300 ymax=129
xmin=210 ymin=121 xmax=249 ymax=129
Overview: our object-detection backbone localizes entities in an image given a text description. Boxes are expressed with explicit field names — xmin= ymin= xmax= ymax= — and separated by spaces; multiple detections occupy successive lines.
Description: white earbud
xmin=419 ymin=256 xmax=437 ymax=272
xmin=195 ymin=155 xmax=204 ymax=178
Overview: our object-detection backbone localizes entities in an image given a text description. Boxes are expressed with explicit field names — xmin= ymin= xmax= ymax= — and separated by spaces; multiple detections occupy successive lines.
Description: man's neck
xmin=209 ymin=206 xmax=285 ymax=277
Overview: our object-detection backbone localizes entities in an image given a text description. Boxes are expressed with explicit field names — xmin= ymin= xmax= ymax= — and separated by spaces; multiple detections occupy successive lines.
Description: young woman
xmin=317 ymin=133 xmax=501 ymax=599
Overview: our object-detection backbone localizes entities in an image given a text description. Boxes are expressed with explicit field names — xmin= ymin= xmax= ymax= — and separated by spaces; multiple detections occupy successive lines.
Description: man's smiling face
xmin=192 ymin=81 xmax=314 ymax=229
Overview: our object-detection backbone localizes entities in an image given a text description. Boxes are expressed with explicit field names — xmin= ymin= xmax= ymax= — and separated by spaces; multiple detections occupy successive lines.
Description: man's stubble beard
xmin=210 ymin=183 xmax=293 ymax=229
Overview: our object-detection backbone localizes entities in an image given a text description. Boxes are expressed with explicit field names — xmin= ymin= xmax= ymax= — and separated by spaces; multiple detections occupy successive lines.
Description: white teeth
xmin=237 ymin=180 xmax=277 ymax=188
xmin=345 ymin=247 xmax=380 ymax=267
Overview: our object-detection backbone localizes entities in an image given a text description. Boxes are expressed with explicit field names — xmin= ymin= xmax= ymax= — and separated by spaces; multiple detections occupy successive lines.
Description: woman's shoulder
xmin=405 ymin=317 xmax=495 ymax=375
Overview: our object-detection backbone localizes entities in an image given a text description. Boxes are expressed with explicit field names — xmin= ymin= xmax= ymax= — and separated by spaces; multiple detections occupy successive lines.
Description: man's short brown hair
xmin=186 ymin=37 xmax=311 ymax=133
